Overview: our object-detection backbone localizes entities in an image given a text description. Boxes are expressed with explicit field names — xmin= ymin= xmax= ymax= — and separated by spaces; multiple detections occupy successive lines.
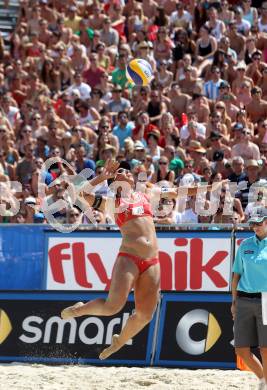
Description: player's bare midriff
xmin=119 ymin=216 xmax=158 ymax=259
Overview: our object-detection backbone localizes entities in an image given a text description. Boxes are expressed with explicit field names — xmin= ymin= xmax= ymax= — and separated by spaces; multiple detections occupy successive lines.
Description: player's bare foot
xmin=61 ymin=302 xmax=84 ymax=320
xmin=99 ymin=334 xmax=122 ymax=360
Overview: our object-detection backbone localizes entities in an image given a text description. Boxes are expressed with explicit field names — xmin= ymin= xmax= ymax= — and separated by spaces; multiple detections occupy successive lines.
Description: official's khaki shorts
xmin=234 ymin=296 xmax=267 ymax=348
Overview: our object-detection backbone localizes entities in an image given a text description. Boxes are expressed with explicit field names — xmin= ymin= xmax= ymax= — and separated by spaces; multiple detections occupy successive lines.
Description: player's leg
xmin=99 ymin=262 xmax=160 ymax=359
xmin=61 ymin=255 xmax=139 ymax=319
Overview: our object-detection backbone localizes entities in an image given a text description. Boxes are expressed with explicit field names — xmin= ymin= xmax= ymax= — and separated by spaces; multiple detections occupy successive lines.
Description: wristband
xmin=92 ymin=194 xmax=103 ymax=210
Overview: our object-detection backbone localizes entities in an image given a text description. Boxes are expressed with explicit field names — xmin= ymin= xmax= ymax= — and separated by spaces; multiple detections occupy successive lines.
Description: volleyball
xmin=126 ymin=58 xmax=153 ymax=86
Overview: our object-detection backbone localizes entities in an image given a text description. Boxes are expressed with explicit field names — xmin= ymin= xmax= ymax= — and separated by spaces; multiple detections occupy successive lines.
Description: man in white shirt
xmin=180 ymin=112 xmax=206 ymax=143
xmin=175 ymin=196 xmax=198 ymax=223
xmin=170 ymin=2 xmax=192 ymax=30
xmin=67 ymin=72 xmax=91 ymax=101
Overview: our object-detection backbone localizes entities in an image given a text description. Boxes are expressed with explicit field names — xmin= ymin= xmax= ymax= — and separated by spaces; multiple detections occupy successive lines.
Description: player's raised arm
xmin=81 ymin=159 xmax=119 ymax=212
xmin=158 ymin=180 xmax=228 ymax=200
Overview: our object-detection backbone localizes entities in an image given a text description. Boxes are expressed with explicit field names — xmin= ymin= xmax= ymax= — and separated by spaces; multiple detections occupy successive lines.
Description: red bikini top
xmin=114 ymin=192 xmax=153 ymax=228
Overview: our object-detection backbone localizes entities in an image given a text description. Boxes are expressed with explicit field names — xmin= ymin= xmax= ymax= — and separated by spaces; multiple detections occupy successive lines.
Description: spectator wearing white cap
xmin=236 ymin=159 xmax=265 ymax=210
xmin=24 ymin=196 xmax=37 ymax=223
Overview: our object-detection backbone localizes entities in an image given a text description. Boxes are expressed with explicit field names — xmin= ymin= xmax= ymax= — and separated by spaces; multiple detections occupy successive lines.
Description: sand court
xmin=0 ymin=363 xmax=258 ymax=390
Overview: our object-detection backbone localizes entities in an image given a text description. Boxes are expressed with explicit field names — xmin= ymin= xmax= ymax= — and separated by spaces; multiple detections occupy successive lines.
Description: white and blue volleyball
xmin=126 ymin=58 xmax=153 ymax=86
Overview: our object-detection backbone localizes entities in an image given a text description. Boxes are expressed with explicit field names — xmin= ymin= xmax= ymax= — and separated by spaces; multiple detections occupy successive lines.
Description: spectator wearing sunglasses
xmin=231 ymin=206 xmax=267 ymax=390
xmin=232 ymin=128 xmax=260 ymax=161
xmin=151 ymin=156 xmax=175 ymax=184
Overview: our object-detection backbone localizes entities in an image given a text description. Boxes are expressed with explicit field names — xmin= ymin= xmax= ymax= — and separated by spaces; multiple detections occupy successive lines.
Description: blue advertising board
xmin=0 ymin=226 xmax=234 ymax=291
xmin=0 ymin=225 xmax=45 ymax=289
xmin=154 ymin=293 xmax=236 ymax=368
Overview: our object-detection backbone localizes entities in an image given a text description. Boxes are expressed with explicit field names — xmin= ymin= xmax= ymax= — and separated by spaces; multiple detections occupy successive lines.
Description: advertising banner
xmin=0 ymin=225 xmax=45 ymax=290
xmin=235 ymin=230 xmax=252 ymax=254
xmin=45 ymin=231 xmax=232 ymax=292
xmin=0 ymin=292 xmax=156 ymax=365
xmin=154 ymin=293 xmax=235 ymax=368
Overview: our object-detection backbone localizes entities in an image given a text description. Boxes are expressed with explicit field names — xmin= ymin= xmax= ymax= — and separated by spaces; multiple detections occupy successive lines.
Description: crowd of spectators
xmin=0 ymin=0 xmax=266 ymax=227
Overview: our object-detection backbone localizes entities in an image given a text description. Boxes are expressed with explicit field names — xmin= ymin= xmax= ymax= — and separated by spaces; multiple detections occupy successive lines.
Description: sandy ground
xmin=0 ymin=364 xmax=259 ymax=390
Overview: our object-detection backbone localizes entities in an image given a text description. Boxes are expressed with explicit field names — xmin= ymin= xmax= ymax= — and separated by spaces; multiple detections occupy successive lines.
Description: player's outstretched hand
xmin=101 ymin=159 xmax=120 ymax=180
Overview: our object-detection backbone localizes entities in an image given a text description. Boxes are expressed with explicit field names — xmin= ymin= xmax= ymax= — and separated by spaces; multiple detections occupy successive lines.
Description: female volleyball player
xmin=61 ymin=160 xmax=223 ymax=359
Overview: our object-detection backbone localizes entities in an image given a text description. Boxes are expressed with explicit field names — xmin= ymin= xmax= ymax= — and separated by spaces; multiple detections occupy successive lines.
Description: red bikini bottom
xmin=117 ymin=252 xmax=159 ymax=274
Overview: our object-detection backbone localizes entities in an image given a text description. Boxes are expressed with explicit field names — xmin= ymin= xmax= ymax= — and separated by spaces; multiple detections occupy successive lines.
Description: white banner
xmin=45 ymin=234 xmax=232 ymax=291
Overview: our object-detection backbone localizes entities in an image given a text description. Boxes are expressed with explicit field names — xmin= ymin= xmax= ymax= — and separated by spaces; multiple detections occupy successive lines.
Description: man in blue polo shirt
xmin=231 ymin=207 xmax=267 ymax=390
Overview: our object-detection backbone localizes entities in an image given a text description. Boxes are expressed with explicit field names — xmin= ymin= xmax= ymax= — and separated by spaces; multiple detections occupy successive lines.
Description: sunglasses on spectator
xmin=159 ymin=161 xmax=168 ymax=165
xmin=100 ymin=125 xmax=109 ymax=129
xmin=116 ymin=168 xmax=130 ymax=174
xmin=33 ymin=117 xmax=41 ymax=120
